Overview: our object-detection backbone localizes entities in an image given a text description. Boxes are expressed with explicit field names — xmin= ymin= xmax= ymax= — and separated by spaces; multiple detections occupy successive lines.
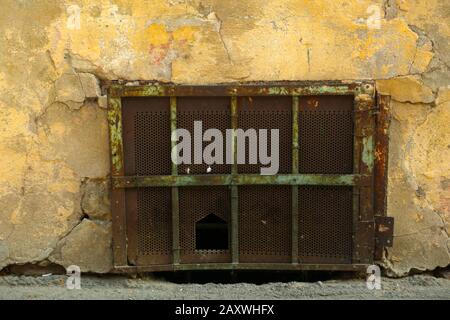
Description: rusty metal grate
xmin=121 ymin=97 xmax=173 ymax=265
xmin=134 ymin=111 xmax=171 ymax=175
xmin=298 ymin=186 xmax=353 ymax=264
xmin=108 ymin=82 xmax=393 ymax=272
xmin=122 ymin=97 xmax=172 ymax=176
xmin=179 ymin=186 xmax=231 ymax=264
xmin=298 ymin=96 xmax=354 ymax=174
xmin=137 ymin=188 xmax=172 ymax=260
xmin=239 ymin=185 xmax=292 ymax=263
xmin=237 ymin=96 xmax=292 ymax=174
xmin=236 ymin=96 xmax=292 ymax=263
xmin=177 ymin=97 xmax=231 ymax=175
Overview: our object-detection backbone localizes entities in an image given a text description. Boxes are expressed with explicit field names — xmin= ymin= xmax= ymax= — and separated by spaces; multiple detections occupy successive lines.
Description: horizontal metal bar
xmin=108 ymin=82 xmax=374 ymax=98
xmin=112 ymin=174 xmax=371 ymax=188
xmin=112 ymin=263 xmax=369 ymax=273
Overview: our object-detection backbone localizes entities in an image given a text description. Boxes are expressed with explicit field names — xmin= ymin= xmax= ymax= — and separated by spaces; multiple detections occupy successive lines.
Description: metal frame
xmin=107 ymin=81 xmax=392 ymax=272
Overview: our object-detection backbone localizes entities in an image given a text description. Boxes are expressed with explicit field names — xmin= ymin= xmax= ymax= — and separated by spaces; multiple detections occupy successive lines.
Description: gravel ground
xmin=0 ymin=273 xmax=449 ymax=300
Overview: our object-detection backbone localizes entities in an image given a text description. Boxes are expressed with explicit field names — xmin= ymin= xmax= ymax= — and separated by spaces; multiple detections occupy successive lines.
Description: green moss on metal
xmin=120 ymin=85 xmax=167 ymax=97
xmin=362 ymin=136 xmax=374 ymax=170
xmin=260 ymin=85 xmax=354 ymax=96
xmin=108 ymin=97 xmax=123 ymax=174
xmin=113 ymin=174 xmax=367 ymax=188
xmin=267 ymin=87 xmax=290 ymax=95
xmin=141 ymin=85 xmax=165 ymax=96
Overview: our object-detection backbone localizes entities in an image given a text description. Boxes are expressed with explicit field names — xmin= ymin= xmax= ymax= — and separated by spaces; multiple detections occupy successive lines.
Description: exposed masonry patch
xmin=403 ymin=23 xmax=450 ymax=91
xmin=376 ymin=76 xmax=435 ymax=104
xmin=408 ymin=25 xmax=434 ymax=49
xmin=407 ymin=25 xmax=434 ymax=76
xmin=7 ymin=178 xmax=112 ymax=274
xmin=52 ymin=72 xmax=102 ymax=110
xmin=80 ymin=178 xmax=111 ymax=221
xmin=422 ymin=57 xmax=450 ymax=91
xmin=48 ymin=219 xmax=112 ymax=273
xmin=44 ymin=177 xmax=112 ymax=273
xmin=0 ymin=63 xmax=111 ymax=272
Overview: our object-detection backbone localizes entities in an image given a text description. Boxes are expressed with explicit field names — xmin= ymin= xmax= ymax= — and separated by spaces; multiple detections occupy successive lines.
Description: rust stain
xmin=307 ymin=98 xmax=319 ymax=108
xmin=378 ymin=224 xmax=390 ymax=233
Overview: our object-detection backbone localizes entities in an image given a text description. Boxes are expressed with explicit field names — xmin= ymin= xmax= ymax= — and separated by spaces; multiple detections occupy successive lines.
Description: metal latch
xmin=375 ymin=216 xmax=394 ymax=247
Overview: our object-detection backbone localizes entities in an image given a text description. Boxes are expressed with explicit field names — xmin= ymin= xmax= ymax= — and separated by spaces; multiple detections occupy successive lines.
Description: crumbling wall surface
xmin=0 ymin=0 xmax=448 ymax=275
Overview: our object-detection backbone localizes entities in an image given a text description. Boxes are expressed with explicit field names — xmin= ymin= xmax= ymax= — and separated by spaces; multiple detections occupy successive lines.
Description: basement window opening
xmin=107 ymin=81 xmax=394 ymax=272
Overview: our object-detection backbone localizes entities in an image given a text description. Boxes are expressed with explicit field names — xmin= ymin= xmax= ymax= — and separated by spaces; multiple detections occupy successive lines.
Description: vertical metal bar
xmin=352 ymin=94 xmax=361 ymax=263
xmin=352 ymin=97 xmax=361 ymax=174
xmin=374 ymin=94 xmax=391 ymax=260
xmin=108 ymin=96 xmax=127 ymax=266
xmin=374 ymin=95 xmax=390 ymax=218
xmin=353 ymin=92 xmax=376 ymax=264
xmin=291 ymin=96 xmax=299 ymax=264
xmin=170 ymin=96 xmax=180 ymax=265
xmin=359 ymin=93 xmax=376 ymax=264
xmin=121 ymin=98 xmax=138 ymax=265
xmin=230 ymin=95 xmax=239 ymax=264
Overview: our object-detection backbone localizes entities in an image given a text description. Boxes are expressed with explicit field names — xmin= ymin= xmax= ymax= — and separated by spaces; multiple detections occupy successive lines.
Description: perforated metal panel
xmin=175 ymin=98 xmax=232 ymax=263
xmin=239 ymin=186 xmax=292 ymax=262
xmin=237 ymin=96 xmax=292 ymax=174
xmin=298 ymin=186 xmax=353 ymax=264
xmin=179 ymin=186 xmax=231 ymax=263
xmin=121 ymin=97 xmax=172 ymax=264
xmin=134 ymin=111 xmax=171 ymax=175
xmin=122 ymin=97 xmax=172 ymax=176
xmin=237 ymin=97 xmax=292 ymax=262
xmin=137 ymin=188 xmax=172 ymax=263
xmin=296 ymin=96 xmax=354 ymax=263
xmin=177 ymin=97 xmax=231 ymax=175
xmin=298 ymin=96 xmax=354 ymax=174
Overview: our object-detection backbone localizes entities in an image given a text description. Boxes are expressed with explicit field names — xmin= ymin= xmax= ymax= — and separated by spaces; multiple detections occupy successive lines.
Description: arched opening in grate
xmin=195 ymin=214 xmax=228 ymax=250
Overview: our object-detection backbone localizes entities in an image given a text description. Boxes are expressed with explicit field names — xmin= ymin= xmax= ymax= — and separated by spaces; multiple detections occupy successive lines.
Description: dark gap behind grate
xmin=195 ymin=214 xmax=228 ymax=250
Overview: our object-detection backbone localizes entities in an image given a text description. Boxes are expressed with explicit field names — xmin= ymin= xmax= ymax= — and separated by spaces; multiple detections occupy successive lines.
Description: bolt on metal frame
xmin=107 ymin=81 xmax=393 ymax=272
